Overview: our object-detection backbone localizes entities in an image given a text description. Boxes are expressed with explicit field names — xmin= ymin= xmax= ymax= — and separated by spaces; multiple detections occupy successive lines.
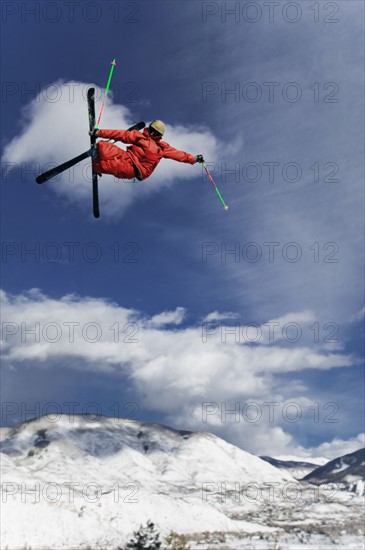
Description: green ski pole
xmin=96 ymin=59 xmax=116 ymax=129
xmin=203 ymin=162 xmax=229 ymax=210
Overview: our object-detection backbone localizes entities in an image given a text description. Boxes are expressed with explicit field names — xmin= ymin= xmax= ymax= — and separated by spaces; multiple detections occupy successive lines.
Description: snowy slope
xmin=1 ymin=415 xmax=364 ymax=550
xmin=0 ymin=414 xmax=293 ymax=549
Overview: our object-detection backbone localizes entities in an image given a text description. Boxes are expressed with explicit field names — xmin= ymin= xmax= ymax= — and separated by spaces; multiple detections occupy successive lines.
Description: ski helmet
xmin=149 ymin=120 xmax=166 ymax=136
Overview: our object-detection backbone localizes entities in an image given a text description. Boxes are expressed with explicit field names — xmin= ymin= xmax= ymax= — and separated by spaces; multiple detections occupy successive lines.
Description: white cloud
xmin=2 ymin=81 xmax=223 ymax=219
xmin=148 ymin=307 xmax=186 ymax=327
xmin=202 ymin=311 xmax=240 ymax=322
xmin=272 ymin=433 xmax=365 ymax=462
xmin=200 ymin=309 xmax=345 ymax=352
xmin=181 ymin=404 xmax=365 ymax=461
xmin=1 ymin=289 xmax=359 ymax=456
xmin=1 ymin=289 xmax=354 ymax=374
xmin=305 ymin=433 xmax=365 ymax=460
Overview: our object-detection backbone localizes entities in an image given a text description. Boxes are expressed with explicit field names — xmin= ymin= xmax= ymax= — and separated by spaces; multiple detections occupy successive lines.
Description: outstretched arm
xmin=96 ymin=129 xmax=144 ymax=144
xmin=162 ymin=144 xmax=196 ymax=165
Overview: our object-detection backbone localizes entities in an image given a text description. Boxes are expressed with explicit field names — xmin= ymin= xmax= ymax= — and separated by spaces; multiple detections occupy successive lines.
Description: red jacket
xmin=97 ymin=127 xmax=196 ymax=180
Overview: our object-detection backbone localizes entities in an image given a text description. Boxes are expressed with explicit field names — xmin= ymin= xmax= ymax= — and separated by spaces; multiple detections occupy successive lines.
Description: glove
xmin=195 ymin=154 xmax=204 ymax=164
xmin=89 ymin=128 xmax=99 ymax=138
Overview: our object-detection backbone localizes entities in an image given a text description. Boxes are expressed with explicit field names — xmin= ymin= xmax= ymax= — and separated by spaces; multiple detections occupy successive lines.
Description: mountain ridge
xmin=302 ymin=447 xmax=365 ymax=487
xmin=1 ymin=414 xmax=364 ymax=549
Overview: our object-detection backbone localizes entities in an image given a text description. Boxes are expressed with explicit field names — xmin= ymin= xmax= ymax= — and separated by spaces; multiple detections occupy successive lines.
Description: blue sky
xmin=1 ymin=1 xmax=364 ymax=459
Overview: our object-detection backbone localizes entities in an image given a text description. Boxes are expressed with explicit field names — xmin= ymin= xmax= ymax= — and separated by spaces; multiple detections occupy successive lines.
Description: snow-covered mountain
xmin=302 ymin=448 xmax=365 ymax=494
xmin=260 ymin=456 xmax=323 ymax=480
xmin=1 ymin=415 xmax=364 ymax=549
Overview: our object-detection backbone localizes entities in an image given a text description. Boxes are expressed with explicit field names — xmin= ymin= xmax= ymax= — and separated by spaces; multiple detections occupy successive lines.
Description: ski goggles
xmin=149 ymin=127 xmax=162 ymax=137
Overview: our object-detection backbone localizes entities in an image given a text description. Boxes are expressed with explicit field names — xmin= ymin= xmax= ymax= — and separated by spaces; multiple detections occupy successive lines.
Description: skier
xmin=88 ymin=120 xmax=204 ymax=181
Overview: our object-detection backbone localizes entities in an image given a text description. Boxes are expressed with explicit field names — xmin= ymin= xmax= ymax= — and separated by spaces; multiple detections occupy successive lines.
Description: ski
xmin=36 ymin=151 xmax=90 ymax=184
xmin=87 ymin=88 xmax=99 ymax=218
xmin=122 ymin=121 xmax=145 ymax=132
xmin=108 ymin=121 xmax=145 ymax=141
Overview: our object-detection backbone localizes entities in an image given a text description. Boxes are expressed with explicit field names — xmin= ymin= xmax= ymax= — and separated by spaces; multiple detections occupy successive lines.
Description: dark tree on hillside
xmin=125 ymin=521 xmax=162 ymax=549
